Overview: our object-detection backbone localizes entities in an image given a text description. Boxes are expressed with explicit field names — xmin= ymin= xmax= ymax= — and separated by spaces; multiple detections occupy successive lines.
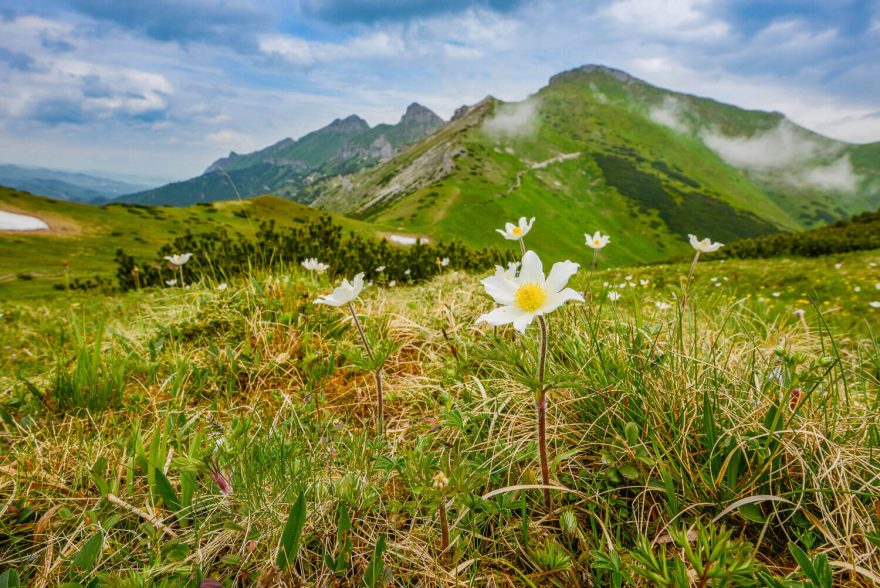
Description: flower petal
xmin=477 ymin=305 xmax=523 ymax=327
xmin=541 ymin=287 xmax=585 ymax=314
xmin=512 ymin=311 xmax=535 ymax=333
xmin=518 ymin=250 xmax=544 ymax=284
xmin=545 ymin=260 xmax=579 ymax=293
xmin=481 ymin=273 xmax=517 ymax=305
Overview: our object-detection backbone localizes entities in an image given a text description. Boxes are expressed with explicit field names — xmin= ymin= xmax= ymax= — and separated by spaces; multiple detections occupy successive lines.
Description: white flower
xmin=625 ymin=275 xmax=632 ymax=281
xmin=710 ymin=277 xmax=718 ymax=282
xmin=793 ymin=309 xmax=804 ymax=317
xmin=432 ymin=471 xmax=449 ymax=490
xmin=315 ymin=273 xmax=365 ymax=307
xmin=585 ymin=231 xmax=610 ymax=250
xmin=164 ymin=253 xmax=193 ymax=266
xmin=440 ymin=257 xmax=450 ymax=267
xmin=771 ymin=292 xmax=781 ymax=298
xmin=165 ymin=279 xmax=177 ymax=286
xmin=639 ymin=279 xmax=649 ymax=286
xmin=607 ymin=291 xmax=621 ymax=302
xmin=655 ymin=301 xmax=671 ymax=310
xmin=834 ymin=263 xmax=842 ymax=269
xmin=688 ymin=235 xmax=723 ymax=253
xmin=302 ymin=258 xmax=330 ymax=273
xmin=496 ymin=217 xmax=535 ymax=241
xmin=376 ymin=266 xmax=385 ymax=272
xmin=875 ymin=283 xmax=880 ymax=290
xmin=388 ymin=280 xmax=396 ymax=287
xmin=870 ymin=301 xmax=880 ymax=309
xmin=505 ymin=261 xmax=520 ymax=277
xmin=854 ymin=286 xmax=861 ymax=292
xmin=476 ymin=250 xmax=583 ymax=333
xmin=216 ymin=282 xmax=228 ymax=291
xmin=404 ymin=269 xmax=411 ymax=275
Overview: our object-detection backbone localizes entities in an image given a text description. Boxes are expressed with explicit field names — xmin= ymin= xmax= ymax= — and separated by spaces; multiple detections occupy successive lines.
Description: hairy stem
xmin=348 ymin=302 xmax=384 ymax=435
xmin=519 ymin=238 xmax=526 ymax=257
xmin=681 ymin=251 xmax=700 ymax=311
xmin=585 ymin=249 xmax=598 ymax=305
xmin=439 ymin=498 xmax=449 ymax=556
xmin=537 ymin=315 xmax=551 ymax=509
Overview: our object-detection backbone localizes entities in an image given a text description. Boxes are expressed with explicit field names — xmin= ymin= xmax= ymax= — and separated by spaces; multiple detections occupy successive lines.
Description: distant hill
xmin=0 ymin=164 xmax=151 ymax=203
xmin=117 ymin=103 xmax=444 ymax=206
xmin=310 ymin=65 xmax=880 ymax=264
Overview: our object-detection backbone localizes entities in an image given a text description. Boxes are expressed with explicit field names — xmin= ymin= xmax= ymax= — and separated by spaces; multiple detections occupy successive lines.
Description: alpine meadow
xmin=2 ymin=3 xmax=880 ymax=587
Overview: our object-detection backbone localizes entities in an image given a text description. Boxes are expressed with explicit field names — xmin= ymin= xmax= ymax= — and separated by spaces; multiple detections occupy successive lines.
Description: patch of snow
xmin=389 ymin=234 xmax=425 ymax=245
xmin=0 ymin=211 xmax=49 ymax=231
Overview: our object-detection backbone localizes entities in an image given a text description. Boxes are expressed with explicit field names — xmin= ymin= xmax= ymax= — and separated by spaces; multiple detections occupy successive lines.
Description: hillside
xmin=0 ymin=164 xmax=150 ymax=203
xmin=0 ymin=187 xmax=374 ymax=298
xmin=312 ymin=65 xmax=880 ymax=264
xmin=117 ymin=103 xmax=443 ymax=206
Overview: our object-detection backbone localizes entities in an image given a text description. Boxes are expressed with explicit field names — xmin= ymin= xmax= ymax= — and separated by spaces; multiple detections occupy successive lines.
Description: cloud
xmin=259 ymin=31 xmax=405 ymax=66
xmin=482 ymin=96 xmax=541 ymax=138
xmin=0 ymin=46 xmax=39 ymax=71
xmin=298 ymin=0 xmax=525 ymax=24
xmin=699 ymin=120 xmax=861 ymax=192
xmin=60 ymin=0 xmax=269 ymax=47
xmin=648 ymin=95 xmax=690 ymax=133
xmin=205 ymin=129 xmax=256 ymax=151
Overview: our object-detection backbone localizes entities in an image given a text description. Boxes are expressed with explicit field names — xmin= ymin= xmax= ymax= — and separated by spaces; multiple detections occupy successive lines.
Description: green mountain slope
xmin=117 ymin=103 xmax=443 ymax=206
xmin=312 ymin=65 xmax=880 ymax=264
xmin=0 ymin=187 xmax=374 ymax=298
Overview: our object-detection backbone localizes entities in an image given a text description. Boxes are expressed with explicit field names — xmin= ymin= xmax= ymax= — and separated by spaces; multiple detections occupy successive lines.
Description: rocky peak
xmin=399 ymin=102 xmax=443 ymax=127
xmin=326 ymin=114 xmax=370 ymax=134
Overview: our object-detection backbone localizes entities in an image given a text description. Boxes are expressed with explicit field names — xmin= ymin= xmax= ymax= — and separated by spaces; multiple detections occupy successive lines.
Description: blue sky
xmin=0 ymin=0 xmax=877 ymax=183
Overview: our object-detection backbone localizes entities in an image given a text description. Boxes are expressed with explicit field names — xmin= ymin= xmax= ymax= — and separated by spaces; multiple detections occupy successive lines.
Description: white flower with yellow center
xmin=301 ymin=258 xmax=330 ymax=273
xmin=688 ymin=234 xmax=723 ymax=253
xmin=164 ymin=253 xmax=192 ymax=266
xmin=608 ymin=291 xmax=621 ymax=302
xmin=314 ymin=273 xmax=365 ymax=307
xmin=585 ymin=231 xmax=610 ymax=250
xmin=476 ymin=250 xmax=583 ymax=333
xmin=496 ymin=217 xmax=535 ymax=241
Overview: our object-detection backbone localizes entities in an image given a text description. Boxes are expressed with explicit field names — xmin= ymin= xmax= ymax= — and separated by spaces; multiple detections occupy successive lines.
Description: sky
xmin=0 ymin=0 xmax=878 ymax=184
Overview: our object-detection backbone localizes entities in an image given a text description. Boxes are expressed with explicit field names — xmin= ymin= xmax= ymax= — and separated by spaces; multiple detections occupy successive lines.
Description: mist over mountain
xmin=0 ymin=164 xmax=151 ymax=203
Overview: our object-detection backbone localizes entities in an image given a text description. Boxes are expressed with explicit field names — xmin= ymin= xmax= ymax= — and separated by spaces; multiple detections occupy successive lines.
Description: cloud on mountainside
xmin=482 ymin=97 xmax=541 ymax=139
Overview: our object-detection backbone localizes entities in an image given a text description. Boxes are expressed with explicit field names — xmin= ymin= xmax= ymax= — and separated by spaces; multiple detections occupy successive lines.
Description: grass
xmin=0 ymin=188 xmax=375 ymax=299
xmin=1 ymin=242 xmax=879 ymax=586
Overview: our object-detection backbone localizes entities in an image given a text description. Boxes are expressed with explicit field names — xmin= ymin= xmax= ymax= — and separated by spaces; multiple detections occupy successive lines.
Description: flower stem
xmin=348 ymin=302 xmax=384 ymax=436
xmin=681 ymin=251 xmax=700 ymax=311
xmin=519 ymin=238 xmax=526 ymax=257
xmin=585 ymin=249 xmax=598 ymax=306
xmin=439 ymin=498 xmax=450 ymax=557
xmin=179 ymin=265 xmax=185 ymax=288
xmin=537 ymin=315 xmax=551 ymax=510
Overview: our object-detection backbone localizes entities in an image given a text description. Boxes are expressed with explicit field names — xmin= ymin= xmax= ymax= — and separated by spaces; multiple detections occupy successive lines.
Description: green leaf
xmin=276 ymin=492 xmax=307 ymax=570
xmin=619 ymin=464 xmax=640 ymax=480
xmin=624 ymin=422 xmax=639 ymax=446
xmin=788 ymin=543 xmax=816 ymax=582
xmin=363 ymin=533 xmax=387 ymax=588
xmin=0 ymin=569 xmax=21 ymax=588
xmin=737 ymin=502 xmax=765 ymax=523
xmin=151 ymin=468 xmax=180 ymax=512
xmin=73 ymin=531 xmax=104 ymax=570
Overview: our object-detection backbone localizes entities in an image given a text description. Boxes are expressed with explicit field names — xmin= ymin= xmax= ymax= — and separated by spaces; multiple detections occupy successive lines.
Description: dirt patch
xmin=0 ymin=205 xmax=81 ymax=236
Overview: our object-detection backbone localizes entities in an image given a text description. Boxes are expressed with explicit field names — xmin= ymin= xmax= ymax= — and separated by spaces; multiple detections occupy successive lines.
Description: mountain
xmin=117 ymin=103 xmax=444 ymax=206
xmin=0 ymin=164 xmax=151 ymax=203
xmin=311 ymin=65 xmax=880 ymax=264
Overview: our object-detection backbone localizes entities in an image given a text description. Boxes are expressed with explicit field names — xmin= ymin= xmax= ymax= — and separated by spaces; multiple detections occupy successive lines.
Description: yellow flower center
xmin=514 ymin=282 xmax=547 ymax=312
xmin=594 ymin=239 xmax=602 ymax=246
xmin=511 ymin=226 xmax=522 ymax=236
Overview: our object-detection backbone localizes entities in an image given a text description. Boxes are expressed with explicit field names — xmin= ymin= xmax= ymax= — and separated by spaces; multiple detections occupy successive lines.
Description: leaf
xmin=789 ymin=543 xmax=817 ymax=582
xmin=0 ymin=569 xmax=21 ymax=588
xmin=73 ymin=531 xmax=104 ymax=570
xmin=363 ymin=533 xmax=387 ymax=588
xmin=737 ymin=502 xmax=765 ymax=523
xmin=619 ymin=464 xmax=641 ymax=480
xmin=152 ymin=468 xmax=180 ymax=512
xmin=276 ymin=492 xmax=307 ymax=571
xmin=624 ymin=422 xmax=639 ymax=446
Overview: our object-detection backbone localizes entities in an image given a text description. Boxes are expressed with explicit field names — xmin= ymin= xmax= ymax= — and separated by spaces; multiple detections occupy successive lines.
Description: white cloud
xmin=205 ymin=129 xmax=256 ymax=151
xmin=482 ymin=97 xmax=541 ymax=139
xmin=259 ymin=31 xmax=405 ymax=66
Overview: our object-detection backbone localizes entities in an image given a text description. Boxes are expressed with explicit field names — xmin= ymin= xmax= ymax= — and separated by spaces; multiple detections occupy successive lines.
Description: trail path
xmin=506 ymin=152 xmax=581 ymax=194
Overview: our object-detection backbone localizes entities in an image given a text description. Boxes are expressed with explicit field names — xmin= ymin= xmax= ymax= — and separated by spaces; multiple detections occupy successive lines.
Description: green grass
xmin=1 ymin=244 xmax=879 ymax=585
xmin=0 ymin=188 xmax=375 ymax=299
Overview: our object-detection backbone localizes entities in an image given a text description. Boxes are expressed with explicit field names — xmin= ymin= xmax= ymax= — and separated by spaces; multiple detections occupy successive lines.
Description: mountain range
xmin=0 ymin=164 xmax=151 ymax=203
xmin=13 ymin=64 xmax=880 ymax=266
xmin=116 ymin=103 xmax=443 ymax=206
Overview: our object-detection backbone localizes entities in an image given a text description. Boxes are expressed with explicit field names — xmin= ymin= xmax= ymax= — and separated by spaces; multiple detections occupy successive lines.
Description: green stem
xmin=348 ymin=302 xmax=384 ymax=436
xmin=585 ymin=249 xmax=598 ymax=306
xmin=519 ymin=238 xmax=526 ymax=257
xmin=681 ymin=251 xmax=700 ymax=311
xmin=537 ymin=315 xmax=551 ymax=510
